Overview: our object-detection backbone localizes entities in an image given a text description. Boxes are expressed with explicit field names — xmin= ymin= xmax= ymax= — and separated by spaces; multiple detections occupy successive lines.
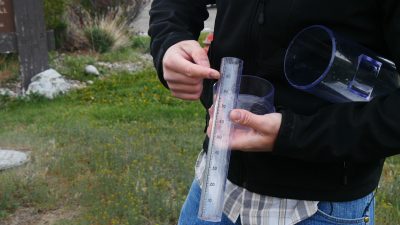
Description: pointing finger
xmin=176 ymin=58 xmax=220 ymax=79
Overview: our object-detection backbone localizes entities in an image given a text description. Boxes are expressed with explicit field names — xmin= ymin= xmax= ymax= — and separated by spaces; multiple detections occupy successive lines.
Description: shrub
xmin=44 ymin=0 xmax=70 ymax=48
xmin=63 ymin=6 xmax=91 ymax=51
xmin=95 ymin=7 xmax=131 ymax=51
xmin=78 ymin=0 xmax=148 ymax=23
xmin=85 ymin=26 xmax=114 ymax=53
xmin=65 ymin=5 xmax=131 ymax=53
xmin=63 ymin=0 xmax=136 ymax=52
xmin=131 ymin=36 xmax=150 ymax=53
xmin=46 ymin=0 xmax=149 ymax=51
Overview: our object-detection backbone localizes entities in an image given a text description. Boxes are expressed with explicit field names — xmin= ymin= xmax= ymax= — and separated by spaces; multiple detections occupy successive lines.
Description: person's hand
xmin=207 ymin=107 xmax=282 ymax=152
xmin=162 ymin=40 xmax=220 ymax=100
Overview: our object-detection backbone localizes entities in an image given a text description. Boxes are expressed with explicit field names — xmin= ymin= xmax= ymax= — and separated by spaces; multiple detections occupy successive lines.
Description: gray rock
xmin=27 ymin=69 xmax=85 ymax=99
xmin=0 ymin=150 xmax=29 ymax=170
xmin=97 ymin=61 xmax=143 ymax=73
xmin=0 ymin=88 xmax=16 ymax=97
xmin=85 ymin=65 xmax=100 ymax=76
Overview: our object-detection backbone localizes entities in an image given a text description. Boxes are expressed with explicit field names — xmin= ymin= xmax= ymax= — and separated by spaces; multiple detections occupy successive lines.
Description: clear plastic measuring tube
xmin=198 ymin=57 xmax=243 ymax=222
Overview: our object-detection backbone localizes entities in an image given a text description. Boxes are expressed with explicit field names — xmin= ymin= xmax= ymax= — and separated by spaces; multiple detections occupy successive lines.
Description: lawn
xmin=0 ymin=64 xmax=205 ymax=224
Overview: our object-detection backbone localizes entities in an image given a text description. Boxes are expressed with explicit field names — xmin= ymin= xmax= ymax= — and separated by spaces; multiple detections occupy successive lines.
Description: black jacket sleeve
xmin=273 ymin=1 xmax=400 ymax=163
xmin=148 ymin=0 xmax=215 ymax=88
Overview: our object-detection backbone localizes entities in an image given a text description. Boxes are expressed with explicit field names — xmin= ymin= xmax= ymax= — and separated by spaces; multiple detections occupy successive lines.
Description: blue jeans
xmin=178 ymin=180 xmax=374 ymax=225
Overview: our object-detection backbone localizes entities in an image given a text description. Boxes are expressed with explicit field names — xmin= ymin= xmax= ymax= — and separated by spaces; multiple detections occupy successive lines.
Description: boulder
xmin=27 ymin=69 xmax=85 ymax=99
xmin=0 ymin=88 xmax=17 ymax=97
xmin=0 ymin=150 xmax=29 ymax=170
xmin=85 ymin=65 xmax=100 ymax=76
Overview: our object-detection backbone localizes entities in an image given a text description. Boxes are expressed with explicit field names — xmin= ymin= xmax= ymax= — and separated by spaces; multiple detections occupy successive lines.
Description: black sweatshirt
xmin=149 ymin=0 xmax=400 ymax=201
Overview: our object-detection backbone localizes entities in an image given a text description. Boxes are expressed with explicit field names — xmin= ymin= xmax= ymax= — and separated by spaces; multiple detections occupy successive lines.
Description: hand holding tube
xmin=162 ymin=40 xmax=220 ymax=100
xmin=229 ymin=109 xmax=282 ymax=151
xmin=207 ymin=108 xmax=282 ymax=152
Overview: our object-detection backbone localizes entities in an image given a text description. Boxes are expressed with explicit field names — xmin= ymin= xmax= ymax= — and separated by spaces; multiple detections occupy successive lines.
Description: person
xmin=148 ymin=0 xmax=400 ymax=224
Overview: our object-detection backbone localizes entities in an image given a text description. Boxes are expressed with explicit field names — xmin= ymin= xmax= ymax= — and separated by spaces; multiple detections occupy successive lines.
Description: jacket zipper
xmin=246 ymin=0 xmax=262 ymax=48
xmin=343 ymin=161 xmax=348 ymax=185
xmin=245 ymin=0 xmax=264 ymax=69
xmin=258 ymin=0 xmax=266 ymax=25
xmin=240 ymin=0 xmax=267 ymax=187
xmin=240 ymin=0 xmax=263 ymax=186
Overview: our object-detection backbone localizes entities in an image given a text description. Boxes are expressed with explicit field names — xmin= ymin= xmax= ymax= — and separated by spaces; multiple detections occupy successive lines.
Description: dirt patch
xmin=1 ymin=208 xmax=79 ymax=225
xmin=0 ymin=70 xmax=13 ymax=82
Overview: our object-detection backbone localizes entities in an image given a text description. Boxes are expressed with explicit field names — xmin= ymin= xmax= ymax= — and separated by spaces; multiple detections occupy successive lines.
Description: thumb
xmin=230 ymin=109 xmax=263 ymax=130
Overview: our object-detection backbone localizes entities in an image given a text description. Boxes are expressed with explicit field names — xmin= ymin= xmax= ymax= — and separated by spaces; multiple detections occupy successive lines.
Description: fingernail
xmin=230 ymin=110 xmax=241 ymax=122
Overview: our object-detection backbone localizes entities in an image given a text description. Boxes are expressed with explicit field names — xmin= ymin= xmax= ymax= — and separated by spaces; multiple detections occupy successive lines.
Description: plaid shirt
xmin=195 ymin=151 xmax=318 ymax=225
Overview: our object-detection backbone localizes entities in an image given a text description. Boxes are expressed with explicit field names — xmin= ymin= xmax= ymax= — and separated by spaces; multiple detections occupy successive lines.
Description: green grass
xmin=98 ymin=47 xmax=144 ymax=63
xmin=0 ymin=68 xmax=205 ymax=224
xmin=130 ymin=36 xmax=151 ymax=54
xmin=376 ymin=156 xmax=400 ymax=224
xmin=50 ymin=53 xmax=98 ymax=82
xmin=48 ymin=36 xmax=152 ymax=83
